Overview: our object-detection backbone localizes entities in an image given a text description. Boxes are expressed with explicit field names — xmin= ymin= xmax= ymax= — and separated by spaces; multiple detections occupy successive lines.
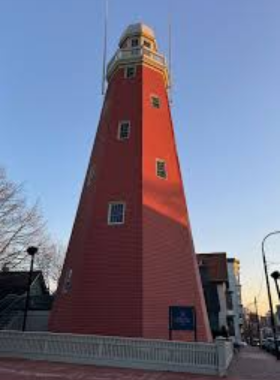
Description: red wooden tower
xmin=49 ymin=23 xmax=211 ymax=342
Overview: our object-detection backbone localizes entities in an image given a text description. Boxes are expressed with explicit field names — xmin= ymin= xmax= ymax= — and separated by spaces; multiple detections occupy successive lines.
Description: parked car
xmin=238 ymin=341 xmax=247 ymax=347
xmin=263 ymin=337 xmax=280 ymax=355
xmin=251 ymin=338 xmax=260 ymax=346
xmin=269 ymin=339 xmax=280 ymax=355
xmin=233 ymin=341 xmax=247 ymax=352
xmin=262 ymin=337 xmax=274 ymax=352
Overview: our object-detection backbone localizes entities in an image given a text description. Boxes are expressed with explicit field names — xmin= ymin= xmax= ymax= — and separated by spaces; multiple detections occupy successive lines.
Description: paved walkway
xmin=0 ymin=359 xmax=215 ymax=380
xmin=228 ymin=345 xmax=280 ymax=380
xmin=0 ymin=346 xmax=279 ymax=379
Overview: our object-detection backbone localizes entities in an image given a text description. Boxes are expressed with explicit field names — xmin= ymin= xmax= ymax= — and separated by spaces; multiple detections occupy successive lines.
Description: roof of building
xmin=227 ymin=257 xmax=240 ymax=264
xmin=197 ymin=253 xmax=228 ymax=283
xmin=119 ymin=23 xmax=156 ymax=45
xmin=0 ymin=270 xmax=48 ymax=300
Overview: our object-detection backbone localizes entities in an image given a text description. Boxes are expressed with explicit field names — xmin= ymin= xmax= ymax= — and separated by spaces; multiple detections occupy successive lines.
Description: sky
xmin=0 ymin=0 xmax=280 ymax=314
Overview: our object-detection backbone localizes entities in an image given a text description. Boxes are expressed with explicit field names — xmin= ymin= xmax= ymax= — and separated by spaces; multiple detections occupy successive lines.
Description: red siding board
xmin=49 ymin=67 xmax=143 ymax=337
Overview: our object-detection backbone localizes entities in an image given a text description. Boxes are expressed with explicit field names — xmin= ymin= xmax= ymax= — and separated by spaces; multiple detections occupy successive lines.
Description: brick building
xmin=198 ymin=253 xmax=244 ymax=342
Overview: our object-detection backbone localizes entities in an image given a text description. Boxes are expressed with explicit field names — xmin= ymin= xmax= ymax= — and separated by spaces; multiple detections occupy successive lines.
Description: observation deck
xmin=106 ymin=23 xmax=170 ymax=88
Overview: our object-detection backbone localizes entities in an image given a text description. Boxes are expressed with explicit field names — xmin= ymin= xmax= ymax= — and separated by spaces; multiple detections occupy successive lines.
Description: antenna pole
xmin=168 ymin=11 xmax=173 ymax=104
xmin=102 ymin=0 xmax=108 ymax=95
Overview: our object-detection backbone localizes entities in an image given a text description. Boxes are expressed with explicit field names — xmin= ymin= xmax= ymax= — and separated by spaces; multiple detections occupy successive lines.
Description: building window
xmin=63 ymin=269 xmax=72 ymax=294
xmin=122 ymin=40 xmax=128 ymax=48
xmin=143 ymin=40 xmax=151 ymax=49
xmin=108 ymin=202 xmax=126 ymax=225
xmin=118 ymin=121 xmax=130 ymax=140
xmin=131 ymin=38 xmax=139 ymax=47
xmin=151 ymin=95 xmax=161 ymax=109
xmin=156 ymin=159 xmax=167 ymax=179
xmin=125 ymin=66 xmax=136 ymax=79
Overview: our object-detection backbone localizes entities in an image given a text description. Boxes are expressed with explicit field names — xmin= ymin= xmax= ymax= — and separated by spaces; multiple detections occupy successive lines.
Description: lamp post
xmin=271 ymin=270 xmax=280 ymax=302
xmin=262 ymin=231 xmax=280 ymax=359
xmin=22 ymin=246 xmax=38 ymax=331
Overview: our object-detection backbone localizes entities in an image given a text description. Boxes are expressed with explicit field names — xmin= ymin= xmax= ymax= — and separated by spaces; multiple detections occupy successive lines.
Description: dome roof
xmin=119 ymin=23 xmax=156 ymax=46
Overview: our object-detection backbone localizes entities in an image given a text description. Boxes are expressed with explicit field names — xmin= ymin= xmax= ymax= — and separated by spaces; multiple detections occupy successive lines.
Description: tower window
xmin=118 ymin=121 xmax=130 ymax=140
xmin=108 ymin=202 xmax=126 ymax=225
xmin=125 ymin=66 xmax=136 ymax=79
xmin=131 ymin=38 xmax=139 ymax=47
xmin=63 ymin=269 xmax=72 ymax=294
xmin=151 ymin=95 xmax=161 ymax=109
xmin=143 ymin=40 xmax=151 ymax=49
xmin=156 ymin=159 xmax=167 ymax=179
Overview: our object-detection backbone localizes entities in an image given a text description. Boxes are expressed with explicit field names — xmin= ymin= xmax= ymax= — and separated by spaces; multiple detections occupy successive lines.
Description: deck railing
xmin=107 ymin=46 xmax=166 ymax=78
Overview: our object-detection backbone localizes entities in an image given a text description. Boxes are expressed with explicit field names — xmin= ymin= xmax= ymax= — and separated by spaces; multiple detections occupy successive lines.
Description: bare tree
xmin=0 ymin=167 xmax=44 ymax=268
xmin=35 ymin=237 xmax=65 ymax=291
xmin=0 ymin=166 xmax=65 ymax=289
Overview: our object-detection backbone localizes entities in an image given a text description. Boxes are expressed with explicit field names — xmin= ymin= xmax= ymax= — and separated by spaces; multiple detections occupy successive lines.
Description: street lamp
xmin=22 ymin=246 xmax=38 ymax=331
xmin=262 ymin=231 xmax=280 ymax=360
xmin=271 ymin=270 xmax=280 ymax=302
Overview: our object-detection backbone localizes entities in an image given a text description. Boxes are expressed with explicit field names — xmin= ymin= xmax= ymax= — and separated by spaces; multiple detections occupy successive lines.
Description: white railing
xmin=107 ymin=47 xmax=166 ymax=77
xmin=0 ymin=331 xmax=233 ymax=376
xmin=142 ymin=46 xmax=166 ymax=64
xmin=225 ymin=340 xmax=234 ymax=368
xmin=216 ymin=337 xmax=234 ymax=376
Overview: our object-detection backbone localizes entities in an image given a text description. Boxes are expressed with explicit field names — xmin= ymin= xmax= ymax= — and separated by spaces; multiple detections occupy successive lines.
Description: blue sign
xmin=169 ymin=306 xmax=195 ymax=331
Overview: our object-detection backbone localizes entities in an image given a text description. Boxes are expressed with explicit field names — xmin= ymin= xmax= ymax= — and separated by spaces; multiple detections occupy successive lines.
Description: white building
xmin=227 ymin=258 xmax=243 ymax=342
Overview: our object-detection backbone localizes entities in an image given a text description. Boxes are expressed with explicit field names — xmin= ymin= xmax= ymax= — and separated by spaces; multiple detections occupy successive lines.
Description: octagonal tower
xmin=49 ymin=23 xmax=211 ymax=342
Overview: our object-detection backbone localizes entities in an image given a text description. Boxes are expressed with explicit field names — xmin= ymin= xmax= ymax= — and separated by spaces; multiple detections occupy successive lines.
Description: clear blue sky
xmin=1 ymin=0 xmax=280 ymax=312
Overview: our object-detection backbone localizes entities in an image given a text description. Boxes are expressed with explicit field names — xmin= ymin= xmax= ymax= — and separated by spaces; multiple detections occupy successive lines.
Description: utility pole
xmin=254 ymin=297 xmax=261 ymax=344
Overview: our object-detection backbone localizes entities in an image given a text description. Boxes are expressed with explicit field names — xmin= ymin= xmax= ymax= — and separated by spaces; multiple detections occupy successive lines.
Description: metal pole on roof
xmin=102 ymin=0 xmax=108 ymax=95
xmin=168 ymin=10 xmax=173 ymax=105
xmin=22 ymin=246 xmax=38 ymax=332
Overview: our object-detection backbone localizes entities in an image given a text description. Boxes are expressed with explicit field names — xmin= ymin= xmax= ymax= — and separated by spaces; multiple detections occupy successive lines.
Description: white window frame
xmin=118 ymin=120 xmax=131 ymax=141
xmin=125 ymin=66 xmax=136 ymax=79
xmin=108 ymin=202 xmax=126 ymax=225
xmin=151 ymin=95 xmax=161 ymax=109
xmin=156 ymin=159 xmax=168 ymax=180
xmin=143 ymin=39 xmax=151 ymax=49
xmin=131 ymin=38 xmax=139 ymax=47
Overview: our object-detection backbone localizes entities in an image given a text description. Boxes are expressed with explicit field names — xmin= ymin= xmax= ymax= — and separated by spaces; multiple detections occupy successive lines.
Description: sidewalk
xmin=0 ymin=358 xmax=218 ymax=380
xmin=228 ymin=345 xmax=280 ymax=380
xmin=0 ymin=346 xmax=279 ymax=380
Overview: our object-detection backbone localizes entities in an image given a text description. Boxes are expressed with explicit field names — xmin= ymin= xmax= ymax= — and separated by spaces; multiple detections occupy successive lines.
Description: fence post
xmin=216 ymin=337 xmax=227 ymax=377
